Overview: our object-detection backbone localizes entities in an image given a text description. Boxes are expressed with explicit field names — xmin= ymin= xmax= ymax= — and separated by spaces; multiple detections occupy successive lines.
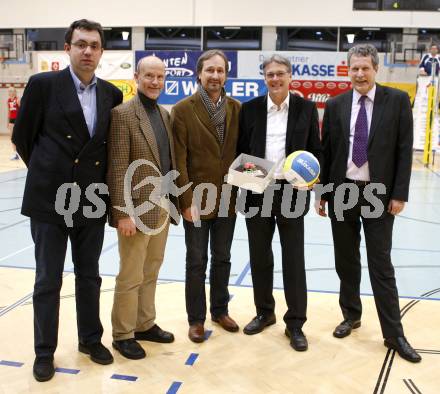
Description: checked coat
xmin=107 ymin=94 xmax=179 ymax=230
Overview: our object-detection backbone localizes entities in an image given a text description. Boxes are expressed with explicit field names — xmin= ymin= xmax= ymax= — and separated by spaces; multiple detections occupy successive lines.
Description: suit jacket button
xmin=67 ymin=135 xmax=72 ymax=139
xmin=95 ymin=161 xmax=100 ymax=166
xmin=74 ymin=158 xmax=79 ymax=164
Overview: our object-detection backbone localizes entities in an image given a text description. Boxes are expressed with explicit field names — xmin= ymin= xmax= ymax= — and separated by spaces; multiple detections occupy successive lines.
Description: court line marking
xmin=1 ymin=266 xmax=440 ymax=302
xmin=55 ymin=367 xmax=80 ymax=374
xmin=185 ymin=353 xmax=199 ymax=366
xmin=0 ymin=360 xmax=23 ymax=367
xmin=374 ymin=287 xmax=440 ymax=393
xmin=0 ymin=244 xmax=34 ymax=263
xmin=166 ymin=381 xmax=182 ymax=394
xmin=0 ymin=218 xmax=29 ymax=231
xmin=110 ymin=373 xmax=138 ymax=382
xmin=234 ymin=261 xmax=250 ymax=285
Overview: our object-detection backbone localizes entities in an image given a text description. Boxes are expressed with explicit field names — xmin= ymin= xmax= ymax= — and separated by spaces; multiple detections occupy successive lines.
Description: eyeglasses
xmin=144 ymin=73 xmax=165 ymax=82
xmin=265 ymin=71 xmax=290 ymax=80
xmin=71 ymin=41 xmax=102 ymax=52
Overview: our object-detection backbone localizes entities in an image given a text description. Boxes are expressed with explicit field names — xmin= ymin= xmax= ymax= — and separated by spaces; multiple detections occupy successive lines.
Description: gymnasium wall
xmin=1 ymin=0 xmax=440 ymax=29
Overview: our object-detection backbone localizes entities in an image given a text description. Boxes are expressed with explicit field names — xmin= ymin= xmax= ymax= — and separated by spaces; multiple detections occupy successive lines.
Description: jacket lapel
xmin=342 ymin=90 xmax=353 ymax=152
xmin=159 ymin=106 xmax=176 ymax=170
xmin=93 ymin=79 xmax=112 ymax=142
xmin=56 ymin=68 xmax=90 ymax=144
xmin=368 ymin=84 xmax=386 ymax=147
xmin=254 ymin=95 xmax=268 ymax=158
xmin=285 ymin=93 xmax=302 ymax=155
xmin=134 ymin=96 xmax=161 ymax=170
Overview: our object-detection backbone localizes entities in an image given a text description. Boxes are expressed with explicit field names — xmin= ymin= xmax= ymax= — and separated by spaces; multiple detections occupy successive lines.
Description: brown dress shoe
xmin=212 ymin=315 xmax=239 ymax=332
xmin=188 ymin=323 xmax=205 ymax=343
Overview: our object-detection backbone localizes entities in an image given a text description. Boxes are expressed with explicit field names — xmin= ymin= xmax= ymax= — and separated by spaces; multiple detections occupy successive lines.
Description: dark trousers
xmin=331 ymin=210 xmax=404 ymax=338
xmin=30 ymin=219 xmax=105 ymax=358
xmin=183 ymin=215 xmax=236 ymax=325
xmin=246 ymin=214 xmax=307 ymax=329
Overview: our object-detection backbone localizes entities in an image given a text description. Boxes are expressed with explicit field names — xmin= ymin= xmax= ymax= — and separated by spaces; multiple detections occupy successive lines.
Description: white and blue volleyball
xmin=283 ymin=150 xmax=320 ymax=187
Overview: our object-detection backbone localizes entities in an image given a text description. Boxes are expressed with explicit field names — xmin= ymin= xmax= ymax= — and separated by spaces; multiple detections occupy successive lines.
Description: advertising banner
xmin=237 ymin=51 xmax=349 ymax=80
xmin=157 ymin=77 xmax=265 ymax=105
xmin=110 ymin=80 xmax=137 ymax=102
xmin=37 ymin=51 xmax=134 ymax=80
xmin=135 ymin=50 xmax=238 ymax=78
xmin=289 ymin=80 xmax=352 ymax=108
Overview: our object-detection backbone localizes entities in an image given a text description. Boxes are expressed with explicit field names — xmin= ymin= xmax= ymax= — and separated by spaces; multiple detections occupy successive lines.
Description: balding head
xmin=136 ymin=55 xmax=165 ymax=74
xmin=135 ymin=56 xmax=166 ymax=100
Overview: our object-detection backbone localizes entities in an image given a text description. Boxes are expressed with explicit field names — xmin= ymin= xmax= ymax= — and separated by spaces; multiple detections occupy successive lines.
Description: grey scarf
xmin=198 ymin=84 xmax=226 ymax=144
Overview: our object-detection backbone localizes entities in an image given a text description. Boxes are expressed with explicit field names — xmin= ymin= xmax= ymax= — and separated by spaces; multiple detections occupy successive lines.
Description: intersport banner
xmin=135 ymin=50 xmax=238 ymax=78
xmin=37 ymin=51 xmax=134 ymax=80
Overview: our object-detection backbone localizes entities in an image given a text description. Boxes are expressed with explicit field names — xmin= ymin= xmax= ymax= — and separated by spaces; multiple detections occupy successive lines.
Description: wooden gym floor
xmin=0 ymin=135 xmax=439 ymax=393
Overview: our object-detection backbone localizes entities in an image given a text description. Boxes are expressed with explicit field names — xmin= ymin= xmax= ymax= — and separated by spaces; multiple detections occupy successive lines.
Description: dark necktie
xmin=352 ymin=95 xmax=368 ymax=168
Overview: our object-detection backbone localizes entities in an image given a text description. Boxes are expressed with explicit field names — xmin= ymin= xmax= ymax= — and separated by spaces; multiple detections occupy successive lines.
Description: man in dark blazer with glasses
xmin=12 ymin=19 xmax=122 ymax=381
xmin=238 ymin=54 xmax=321 ymax=352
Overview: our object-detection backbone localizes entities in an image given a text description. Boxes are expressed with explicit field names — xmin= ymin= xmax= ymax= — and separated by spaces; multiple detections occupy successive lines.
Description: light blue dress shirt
xmin=69 ymin=66 xmax=98 ymax=137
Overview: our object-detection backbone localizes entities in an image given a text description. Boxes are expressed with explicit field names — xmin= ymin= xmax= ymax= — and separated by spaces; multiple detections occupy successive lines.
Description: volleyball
xmin=283 ymin=150 xmax=320 ymax=187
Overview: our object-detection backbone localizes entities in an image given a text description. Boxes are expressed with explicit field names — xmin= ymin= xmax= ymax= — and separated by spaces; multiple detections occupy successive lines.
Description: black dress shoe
xmin=135 ymin=324 xmax=175 ymax=343
xmin=333 ymin=319 xmax=361 ymax=338
xmin=112 ymin=339 xmax=146 ymax=360
xmin=78 ymin=342 xmax=114 ymax=365
xmin=285 ymin=328 xmax=308 ymax=351
xmin=243 ymin=314 xmax=276 ymax=335
xmin=33 ymin=357 xmax=55 ymax=382
xmin=384 ymin=337 xmax=422 ymax=363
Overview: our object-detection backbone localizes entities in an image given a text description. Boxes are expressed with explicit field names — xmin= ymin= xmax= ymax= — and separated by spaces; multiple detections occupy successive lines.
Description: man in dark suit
xmin=12 ymin=19 xmax=123 ymax=381
xmin=172 ymin=50 xmax=241 ymax=343
xmin=318 ymin=43 xmax=421 ymax=363
xmin=238 ymin=54 xmax=321 ymax=351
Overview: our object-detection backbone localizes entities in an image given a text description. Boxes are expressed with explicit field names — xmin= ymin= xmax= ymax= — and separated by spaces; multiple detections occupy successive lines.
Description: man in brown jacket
xmin=171 ymin=50 xmax=240 ymax=342
xmin=107 ymin=56 xmax=178 ymax=360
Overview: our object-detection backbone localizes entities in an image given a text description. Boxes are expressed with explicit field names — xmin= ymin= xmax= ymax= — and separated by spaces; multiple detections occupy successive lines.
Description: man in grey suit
xmin=318 ymin=44 xmax=421 ymax=363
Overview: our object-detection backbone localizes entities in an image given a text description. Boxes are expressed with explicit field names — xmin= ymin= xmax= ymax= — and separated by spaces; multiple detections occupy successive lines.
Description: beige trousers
xmin=112 ymin=210 xmax=170 ymax=340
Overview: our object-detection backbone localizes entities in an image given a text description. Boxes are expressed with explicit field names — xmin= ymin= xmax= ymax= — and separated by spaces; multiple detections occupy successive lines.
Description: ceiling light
xmin=346 ymin=34 xmax=355 ymax=43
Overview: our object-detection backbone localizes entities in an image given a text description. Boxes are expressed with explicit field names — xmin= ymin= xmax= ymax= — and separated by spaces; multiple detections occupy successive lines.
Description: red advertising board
xmin=289 ymin=80 xmax=352 ymax=108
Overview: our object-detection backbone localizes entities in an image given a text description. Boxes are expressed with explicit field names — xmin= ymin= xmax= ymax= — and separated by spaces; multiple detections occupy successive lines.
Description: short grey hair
xmin=262 ymin=54 xmax=292 ymax=73
xmin=347 ymin=44 xmax=379 ymax=67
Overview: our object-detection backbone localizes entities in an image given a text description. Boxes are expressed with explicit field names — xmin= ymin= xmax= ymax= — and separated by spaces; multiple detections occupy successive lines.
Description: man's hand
xmin=118 ymin=217 xmax=137 ymax=237
xmin=291 ymin=177 xmax=320 ymax=191
xmin=387 ymin=199 xmax=405 ymax=216
xmin=182 ymin=206 xmax=200 ymax=222
xmin=315 ymin=199 xmax=327 ymax=217
xmin=419 ymin=68 xmax=427 ymax=76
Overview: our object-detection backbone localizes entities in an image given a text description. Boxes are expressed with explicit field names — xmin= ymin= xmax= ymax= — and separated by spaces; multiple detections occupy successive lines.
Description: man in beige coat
xmin=107 ymin=56 xmax=178 ymax=360
xmin=171 ymin=50 xmax=240 ymax=342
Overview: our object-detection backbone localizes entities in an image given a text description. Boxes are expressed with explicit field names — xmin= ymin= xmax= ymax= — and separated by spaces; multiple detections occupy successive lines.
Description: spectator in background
xmin=7 ymin=86 xmax=20 ymax=160
xmin=419 ymin=43 xmax=440 ymax=76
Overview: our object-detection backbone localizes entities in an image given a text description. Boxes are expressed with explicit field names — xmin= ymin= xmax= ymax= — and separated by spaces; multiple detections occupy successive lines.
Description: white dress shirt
xmin=346 ymin=85 xmax=376 ymax=181
xmin=265 ymin=94 xmax=290 ymax=179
